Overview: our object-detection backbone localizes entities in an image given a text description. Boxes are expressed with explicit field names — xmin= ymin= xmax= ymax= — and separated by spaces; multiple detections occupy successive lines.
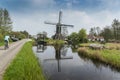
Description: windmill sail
xmin=44 ymin=11 xmax=74 ymax=40
xmin=44 ymin=21 xmax=57 ymax=25
xmin=61 ymin=24 xmax=74 ymax=27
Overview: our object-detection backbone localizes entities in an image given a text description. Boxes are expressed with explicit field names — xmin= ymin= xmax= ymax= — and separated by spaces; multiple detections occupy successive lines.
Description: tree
xmin=0 ymin=8 xmax=3 ymax=27
xmin=96 ymin=27 xmax=101 ymax=36
xmin=68 ymin=28 xmax=87 ymax=47
xmin=100 ymin=26 xmax=113 ymax=41
xmin=10 ymin=31 xmax=27 ymax=39
xmin=20 ymin=30 xmax=29 ymax=38
xmin=68 ymin=32 xmax=79 ymax=47
xmin=42 ymin=31 xmax=47 ymax=38
xmin=112 ymin=19 xmax=120 ymax=40
xmin=3 ymin=9 xmax=12 ymax=31
xmin=0 ymin=8 xmax=12 ymax=35
xmin=89 ymin=27 xmax=96 ymax=36
xmin=89 ymin=27 xmax=101 ymax=36
xmin=78 ymin=28 xmax=87 ymax=43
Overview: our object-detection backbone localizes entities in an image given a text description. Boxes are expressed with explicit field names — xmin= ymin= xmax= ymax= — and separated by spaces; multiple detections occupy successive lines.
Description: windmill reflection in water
xmin=44 ymin=45 xmax=73 ymax=72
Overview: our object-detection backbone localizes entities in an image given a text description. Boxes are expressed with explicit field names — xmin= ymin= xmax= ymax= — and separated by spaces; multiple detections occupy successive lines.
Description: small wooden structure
xmin=36 ymin=33 xmax=47 ymax=52
xmin=36 ymin=33 xmax=47 ymax=45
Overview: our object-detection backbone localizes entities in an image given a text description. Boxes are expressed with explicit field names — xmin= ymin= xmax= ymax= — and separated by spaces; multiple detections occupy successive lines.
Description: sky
xmin=0 ymin=0 xmax=120 ymax=37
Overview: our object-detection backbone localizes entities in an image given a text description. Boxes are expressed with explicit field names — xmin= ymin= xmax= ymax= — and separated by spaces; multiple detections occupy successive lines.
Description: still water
xmin=33 ymin=45 xmax=120 ymax=80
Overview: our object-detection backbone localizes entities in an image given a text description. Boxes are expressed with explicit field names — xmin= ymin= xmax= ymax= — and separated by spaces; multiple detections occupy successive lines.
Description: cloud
xmin=62 ymin=10 xmax=119 ymax=33
xmin=11 ymin=12 xmax=58 ymax=37
xmin=2 ymin=0 xmax=120 ymax=37
xmin=11 ymin=9 xmax=120 ymax=37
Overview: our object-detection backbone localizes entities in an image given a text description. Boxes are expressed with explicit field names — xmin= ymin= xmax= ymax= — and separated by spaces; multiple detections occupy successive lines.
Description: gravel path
xmin=0 ymin=39 xmax=29 ymax=80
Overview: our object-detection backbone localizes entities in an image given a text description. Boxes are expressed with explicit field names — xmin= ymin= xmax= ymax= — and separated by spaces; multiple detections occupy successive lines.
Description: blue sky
xmin=0 ymin=0 xmax=120 ymax=36
xmin=0 ymin=0 xmax=116 ymax=12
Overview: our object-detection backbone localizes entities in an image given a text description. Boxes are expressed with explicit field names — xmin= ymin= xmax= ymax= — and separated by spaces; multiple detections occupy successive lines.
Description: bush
xmin=19 ymin=33 xmax=26 ymax=39
xmin=0 ymin=34 xmax=3 ymax=41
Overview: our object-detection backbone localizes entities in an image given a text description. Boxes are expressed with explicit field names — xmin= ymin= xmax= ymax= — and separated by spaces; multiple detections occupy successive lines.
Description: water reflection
xmin=33 ymin=45 xmax=120 ymax=80
xmin=44 ymin=45 xmax=73 ymax=72
xmin=36 ymin=44 xmax=47 ymax=53
xmin=78 ymin=52 xmax=120 ymax=72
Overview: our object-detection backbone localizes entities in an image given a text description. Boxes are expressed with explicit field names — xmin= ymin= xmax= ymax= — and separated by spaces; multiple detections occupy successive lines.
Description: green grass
xmin=0 ymin=41 xmax=4 ymax=46
xmin=79 ymin=42 xmax=120 ymax=50
xmin=105 ymin=43 xmax=120 ymax=50
xmin=0 ymin=41 xmax=13 ymax=47
xmin=79 ymin=42 xmax=100 ymax=47
xmin=46 ymin=39 xmax=65 ymax=45
xmin=78 ymin=47 xmax=120 ymax=68
xmin=3 ymin=42 xmax=45 ymax=80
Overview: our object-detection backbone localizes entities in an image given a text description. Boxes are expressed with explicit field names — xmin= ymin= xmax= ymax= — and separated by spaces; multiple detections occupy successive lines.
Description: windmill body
xmin=45 ymin=11 xmax=74 ymax=40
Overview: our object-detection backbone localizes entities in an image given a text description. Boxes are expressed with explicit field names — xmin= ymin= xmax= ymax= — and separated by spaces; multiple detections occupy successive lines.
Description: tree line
xmin=0 ymin=8 xmax=12 ymax=34
xmin=90 ymin=19 xmax=120 ymax=42
xmin=0 ymin=8 xmax=30 ymax=42
xmin=68 ymin=28 xmax=87 ymax=47
xmin=68 ymin=19 xmax=120 ymax=47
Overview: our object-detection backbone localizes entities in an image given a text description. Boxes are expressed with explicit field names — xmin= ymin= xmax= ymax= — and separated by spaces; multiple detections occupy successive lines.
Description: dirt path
xmin=0 ymin=39 xmax=30 ymax=80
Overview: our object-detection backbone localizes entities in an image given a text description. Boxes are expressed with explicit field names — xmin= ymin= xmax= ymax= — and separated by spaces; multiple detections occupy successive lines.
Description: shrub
xmin=0 ymin=34 xmax=3 ymax=41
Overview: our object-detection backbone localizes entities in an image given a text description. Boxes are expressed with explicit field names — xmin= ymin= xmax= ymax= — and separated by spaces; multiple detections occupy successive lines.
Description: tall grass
xmin=78 ymin=47 xmax=120 ymax=68
xmin=3 ymin=42 xmax=45 ymax=80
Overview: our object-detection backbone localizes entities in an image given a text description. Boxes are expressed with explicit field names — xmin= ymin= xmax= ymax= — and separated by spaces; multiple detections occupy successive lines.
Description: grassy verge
xmin=0 ymin=41 xmax=4 ymax=46
xmin=46 ymin=39 xmax=65 ymax=45
xmin=3 ymin=42 xmax=45 ymax=80
xmin=0 ymin=41 xmax=13 ymax=47
xmin=105 ymin=43 xmax=120 ymax=50
xmin=79 ymin=42 xmax=101 ymax=47
xmin=78 ymin=47 xmax=120 ymax=68
xmin=79 ymin=42 xmax=120 ymax=50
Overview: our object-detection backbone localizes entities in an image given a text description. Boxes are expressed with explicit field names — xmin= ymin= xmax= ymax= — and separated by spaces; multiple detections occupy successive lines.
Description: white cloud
xmin=11 ymin=9 xmax=120 ymax=37
xmin=62 ymin=10 xmax=119 ymax=33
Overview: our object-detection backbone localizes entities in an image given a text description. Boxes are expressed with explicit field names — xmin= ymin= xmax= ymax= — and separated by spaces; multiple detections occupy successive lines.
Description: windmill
xmin=45 ymin=10 xmax=74 ymax=40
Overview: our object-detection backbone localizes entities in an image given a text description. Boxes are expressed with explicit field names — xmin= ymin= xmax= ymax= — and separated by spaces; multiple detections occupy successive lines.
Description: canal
xmin=33 ymin=45 xmax=120 ymax=80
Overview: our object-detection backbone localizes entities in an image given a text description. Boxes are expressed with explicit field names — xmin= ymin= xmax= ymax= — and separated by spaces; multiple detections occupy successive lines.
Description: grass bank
xmin=79 ymin=42 xmax=120 ymax=49
xmin=78 ymin=47 xmax=120 ymax=68
xmin=46 ymin=39 xmax=65 ymax=45
xmin=0 ymin=41 xmax=4 ymax=46
xmin=0 ymin=41 xmax=13 ymax=47
xmin=3 ymin=42 xmax=45 ymax=80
